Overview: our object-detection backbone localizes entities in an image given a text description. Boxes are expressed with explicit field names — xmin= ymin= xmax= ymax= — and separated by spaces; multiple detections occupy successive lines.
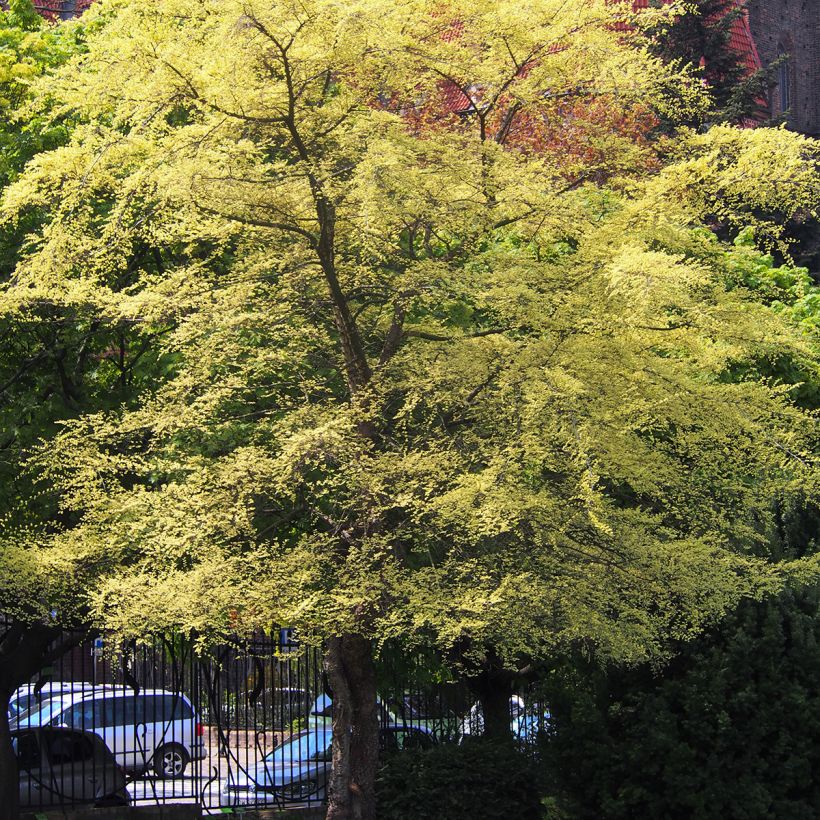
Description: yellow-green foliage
xmin=0 ymin=0 xmax=88 ymax=184
xmin=1 ymin=0 xmax=819 ymax=665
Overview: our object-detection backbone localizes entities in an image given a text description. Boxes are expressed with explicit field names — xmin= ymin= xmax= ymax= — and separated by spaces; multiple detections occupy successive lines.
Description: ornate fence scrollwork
xmin=3 ymin=617 xmax=549 ymax=815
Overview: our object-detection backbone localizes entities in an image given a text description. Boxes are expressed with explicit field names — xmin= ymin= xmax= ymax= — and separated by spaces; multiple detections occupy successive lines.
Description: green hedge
xmin=376 ymin=739 xmax=545 ymax=820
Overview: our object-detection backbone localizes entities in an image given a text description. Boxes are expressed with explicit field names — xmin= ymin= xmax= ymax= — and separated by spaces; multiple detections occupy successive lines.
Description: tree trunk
xmin=324 ymin=634 xmax=379 ymax=820
xmin=0 ymin=685 xmax=19 ymax=820
xmin=462 ymin=647 xmax=517 ymax=742
xmin=476 ymin=677 xmax=515 ymax=741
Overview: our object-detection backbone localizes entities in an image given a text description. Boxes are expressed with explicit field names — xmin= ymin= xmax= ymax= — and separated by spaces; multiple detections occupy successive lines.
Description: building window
xmin=778 ymin=47 xmax=791 ymax=112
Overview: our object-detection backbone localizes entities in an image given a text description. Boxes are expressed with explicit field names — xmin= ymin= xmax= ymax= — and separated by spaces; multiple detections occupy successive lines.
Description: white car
xmin=12 ymin=688 xmax=206 ymax=778
xmin=8 ymin=682 xmax=118 ymax=721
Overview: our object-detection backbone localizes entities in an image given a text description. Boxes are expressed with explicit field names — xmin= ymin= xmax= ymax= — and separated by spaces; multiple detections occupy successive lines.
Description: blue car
xmin=221 ymin=724 xmax=435 ymax=807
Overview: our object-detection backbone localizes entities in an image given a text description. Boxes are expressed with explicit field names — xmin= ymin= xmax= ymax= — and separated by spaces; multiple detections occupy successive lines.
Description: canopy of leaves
xmin=0 ymin=0 xmax=819 ymax=669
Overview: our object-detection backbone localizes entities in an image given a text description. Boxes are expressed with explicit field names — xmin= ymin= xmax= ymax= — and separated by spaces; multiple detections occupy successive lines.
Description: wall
xmin=747 ymin=0 xmax=820 ymax=135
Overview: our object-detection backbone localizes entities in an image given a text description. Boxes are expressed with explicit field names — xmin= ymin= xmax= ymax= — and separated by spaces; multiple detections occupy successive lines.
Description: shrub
xmin=376 ymin=738 xmax=545 ymax=820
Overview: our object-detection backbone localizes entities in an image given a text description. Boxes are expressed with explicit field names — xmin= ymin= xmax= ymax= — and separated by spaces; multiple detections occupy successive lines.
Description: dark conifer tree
xmin=646 ymin=0 xmax=772 ymax=125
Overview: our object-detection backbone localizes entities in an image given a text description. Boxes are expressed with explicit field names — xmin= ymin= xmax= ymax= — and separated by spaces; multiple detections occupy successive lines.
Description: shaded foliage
xmin=544 ymin=576 xmax=820 ymax=820
xmin=377 ymin=739 xmax=545 ymax=820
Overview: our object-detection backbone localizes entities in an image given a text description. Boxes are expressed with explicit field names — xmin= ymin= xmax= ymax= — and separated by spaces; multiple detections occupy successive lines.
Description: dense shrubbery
xmin=543 ymin=583 xmax=820 ymax=819
xmin=539 ymin=497 xmax=820 ymax=819
xmin=376 ymin=739 xmax=545 ymax=820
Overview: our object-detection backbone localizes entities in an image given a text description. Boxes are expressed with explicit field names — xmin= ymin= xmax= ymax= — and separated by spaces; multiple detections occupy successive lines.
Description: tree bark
xmin=0 ymin=683 xmax=18 ymax=820
xmin=314 ymin=200 xmax=372 ymax=394
xmin=278 ymin=72 xmax=380 ymax=820
xmin=474 ymin=674 xmax=515 ymax=741
xmin=324 ymin=634 xmax=379 ymax=820
xmin=462 ymin=646 xmax=517 ymax=742
xmin=0 ymin=621 xmax=87 ymax=820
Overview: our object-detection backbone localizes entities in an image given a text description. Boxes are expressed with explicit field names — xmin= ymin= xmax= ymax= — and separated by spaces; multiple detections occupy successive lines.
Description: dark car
xmin=13 ymin=726 xmax=130 ymax=808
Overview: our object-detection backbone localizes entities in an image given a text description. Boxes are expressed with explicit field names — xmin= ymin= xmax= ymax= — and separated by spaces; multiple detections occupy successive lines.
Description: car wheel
xmin=153 ymin=743 xmax=189 ymax=778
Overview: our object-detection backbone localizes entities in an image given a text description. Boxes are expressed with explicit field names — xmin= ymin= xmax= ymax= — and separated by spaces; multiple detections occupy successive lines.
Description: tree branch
xmin=405 ymin=327 xmax=508 ymax=342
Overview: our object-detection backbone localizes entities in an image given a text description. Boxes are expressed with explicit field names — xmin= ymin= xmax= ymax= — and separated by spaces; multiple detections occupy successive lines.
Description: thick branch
xmin=195 ymin=202 xmax=319 ymax=246
xmin=405 ymin=327 xmax=509 ymax=343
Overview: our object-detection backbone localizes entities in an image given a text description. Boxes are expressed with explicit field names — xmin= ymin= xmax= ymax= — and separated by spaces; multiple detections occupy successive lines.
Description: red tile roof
xmin=32 ymin=0 xmax=64 ymax=19
xmin=632 ymin=0 xmax=761 ymax=73
xmin=438 ymin=0 xmax=762 ymax=114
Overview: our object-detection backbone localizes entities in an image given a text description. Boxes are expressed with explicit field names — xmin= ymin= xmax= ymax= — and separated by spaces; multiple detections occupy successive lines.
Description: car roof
xmin=46 ymin=688 xmax=192 ymax=707
xmin=68 ymin=687 xmax=186 ymax=700
xmin=13 ymin=681 xmax=105 ymax=698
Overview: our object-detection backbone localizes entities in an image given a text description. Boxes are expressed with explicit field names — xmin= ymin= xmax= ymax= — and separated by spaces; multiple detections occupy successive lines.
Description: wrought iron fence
xmin=4 ymin=621 xmax=549 ymax=815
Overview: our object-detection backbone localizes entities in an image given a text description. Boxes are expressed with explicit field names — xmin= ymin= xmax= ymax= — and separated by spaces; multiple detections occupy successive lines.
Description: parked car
xmin=8 ymin=682 xmax=118 ymax=721
xmin=391 ymin=693 xmax=461 ymax=742
xmin=13 ymin=726 xmax=130 ymax=808
xmin=307 ymin=693 xmax=397 ymax=728
xmin=221 ymin=724 xmax=436 ymax=807
xmin=12 ymin=688 xmax=206 ymax=778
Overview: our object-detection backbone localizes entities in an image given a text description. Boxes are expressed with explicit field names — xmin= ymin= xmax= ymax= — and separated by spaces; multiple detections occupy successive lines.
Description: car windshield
xmin=9 ymin=694 xmax=36 ymax=717
xmin=14 ymin=699 xmax=66 ymax=727
xmin=265 ymin=731 xmax=332 ymax=765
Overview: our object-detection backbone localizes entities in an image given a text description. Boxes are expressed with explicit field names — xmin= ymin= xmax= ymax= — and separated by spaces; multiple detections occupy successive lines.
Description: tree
xmin=643 ymin=0 xmax=771 ymax=126
xmin=0 ymin=4 xmax=206 ymax=817
xmin=0 ymin=4 xmax=99 ymax=815
xmin=1 ymin=1 xmax=819 ymax=818
xmin=0 ymin=0 xmax=88 ymax=270
xmin=541 ymin=238 xmax=820 ymax=820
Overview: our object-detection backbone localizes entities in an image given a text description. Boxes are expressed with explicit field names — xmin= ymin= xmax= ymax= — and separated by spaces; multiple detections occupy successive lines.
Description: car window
xmin=9 ymin=694 xmax=36 ymax=717
xmin=43 ymin=731 xmax=96 ymax=765
xmin=135 ymin=696 xmax=151 ymax=724
xmin=314 ymin=742 xmax=333 ymax=762
xmin=380 ymin=728 xmax=434 ymax=753
xmin=13 ymin=732 xmax=40 ymax=771
xmin=265 ymin=731 xmax=332 ymax=764
xmin=107 ymin=696 xmax=138 ymax=727
xmin=401 ymin=695 xmax=425 ymax=718
xmin=148 ymin=694 xmax=193 ymax=722
xmin=15 ymin=699 xmax=66 ymax=728
xmin=65 ymin=701 xmax=96 ymax=729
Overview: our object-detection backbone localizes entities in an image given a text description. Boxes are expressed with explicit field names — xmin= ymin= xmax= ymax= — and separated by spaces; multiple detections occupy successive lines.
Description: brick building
xmin=747 ymin=0 xmax=820 ymax=136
